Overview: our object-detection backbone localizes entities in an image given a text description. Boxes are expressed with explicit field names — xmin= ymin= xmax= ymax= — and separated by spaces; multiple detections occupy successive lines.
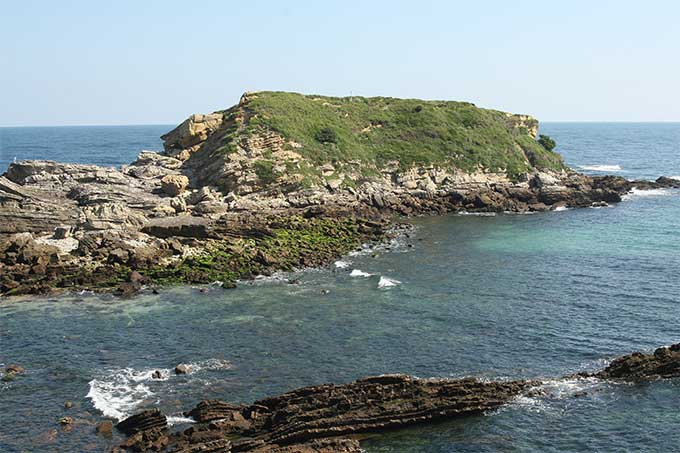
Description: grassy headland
xmin=221 ymin=91 xmax=564 ymax=179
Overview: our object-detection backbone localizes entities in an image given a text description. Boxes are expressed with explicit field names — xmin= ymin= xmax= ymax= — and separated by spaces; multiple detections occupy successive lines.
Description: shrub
xmin=538 ymin=134 xmax=556 ymax=151
xmin=254 ymin=159 xmax=276 ymax=184
xmin=314 ymin=127 xmax=338 ymax=144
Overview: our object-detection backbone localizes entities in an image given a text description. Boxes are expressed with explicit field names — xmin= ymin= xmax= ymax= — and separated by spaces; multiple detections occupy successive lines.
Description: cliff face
xmin=161 ymin=91 xmax=563 ymax=197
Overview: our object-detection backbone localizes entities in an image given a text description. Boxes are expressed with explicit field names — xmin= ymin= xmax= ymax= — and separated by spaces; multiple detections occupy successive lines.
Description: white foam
xmin=186 ymin=358 xmax=232 ymax=373
xmin=167 ymin=415 xmax=196 ymax=426
xmin=87 ymin=367 xmax=166 ymax=421
xmin=511 ymin=376 xmax=603 ymax=414
xmin=378 ymin=276 xmax=401 ymax=288
xmin=347 ymin=228 xmax=415 ymax=257
xmin=457 ymin=212 xmax=497 ymax=217
xmin=503 ymin=211 xmax=536 ymax=215
xmin=334 ymin=260 xmax=350 ymax=269
xmin=539 ymin=376 xmax=601 ymax=399
xmin=670 ymin=176 xmax=680 ymax=181
xmin=240 ymin=272 xmax=291 ymax=285
xmin=579 ymin=164 xmax=622 ymax=172
xmin=553 ymin=206 xmax=570 ymax=212
xmin=622 ymin=187 xmax=673 ymax=201
xmin=349 ymin=269 xmax=372 ymax=277
xmin=87 ymin=359 xmax=230 ymax=421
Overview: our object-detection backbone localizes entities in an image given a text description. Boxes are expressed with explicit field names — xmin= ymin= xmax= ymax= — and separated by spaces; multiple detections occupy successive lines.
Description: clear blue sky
xmin=2 ymin=0 xmax=679 ymax=126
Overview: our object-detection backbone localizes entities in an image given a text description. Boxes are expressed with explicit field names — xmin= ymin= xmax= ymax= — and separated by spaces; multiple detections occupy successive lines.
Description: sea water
xmin=1 ymin=123 xmax=679 ymax=451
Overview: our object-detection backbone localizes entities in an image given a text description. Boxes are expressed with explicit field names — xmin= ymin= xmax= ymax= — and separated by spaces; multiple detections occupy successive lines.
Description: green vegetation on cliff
xmin=234 ymin=91 xmax=564 ymax=178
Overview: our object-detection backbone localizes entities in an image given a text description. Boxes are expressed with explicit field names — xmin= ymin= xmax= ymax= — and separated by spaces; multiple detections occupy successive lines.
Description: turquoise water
xmin=1 ymin=124 xmax=680 ymax=451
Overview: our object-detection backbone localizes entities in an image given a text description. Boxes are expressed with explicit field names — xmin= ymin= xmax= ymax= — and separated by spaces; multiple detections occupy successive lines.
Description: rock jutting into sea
xmin=1 ymin=91 xmax=679 ymax=297
xmin=113 ymin=343 xmax=680 ymax=452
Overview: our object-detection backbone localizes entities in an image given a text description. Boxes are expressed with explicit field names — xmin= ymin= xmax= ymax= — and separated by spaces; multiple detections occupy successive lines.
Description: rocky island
xmin=1 ymin=91 xmax=678 ymax=296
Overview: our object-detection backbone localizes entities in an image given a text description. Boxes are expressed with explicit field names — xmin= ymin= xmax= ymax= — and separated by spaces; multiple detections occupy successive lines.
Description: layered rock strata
xmin=116 ymin=375 xmax=535 ymax=452
xmin=114 ymin=343 xmax=680 ymax=452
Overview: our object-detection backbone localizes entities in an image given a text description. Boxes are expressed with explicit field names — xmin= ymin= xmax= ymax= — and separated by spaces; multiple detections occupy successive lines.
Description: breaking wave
xmin=167 ymin=415 xmax=196 ymax=426
xmin=578 ymin=164 xmax=623 ymax=172
xmin=511 ymin=377 xmax=604 ymax=413
xmin=87 ymin=359 xmax=231 ymax=421
xmin=86 ymin=368 xmax=163 ymax=421
xmin=334 ymin=260 xmax=350 ymax=269
xmin=457 ymin=212 xmax=497 ymax=217
xmin=378 ymin=276 xmax=402 ymax=288
xmin=349 ymin=269 xmax=372 ymax=277
xmin=622 ymin=188 xmax=674 ymax=201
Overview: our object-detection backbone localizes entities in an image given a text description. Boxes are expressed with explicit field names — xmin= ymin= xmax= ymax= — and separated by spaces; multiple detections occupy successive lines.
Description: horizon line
xmin=2 ymin=120 xmax=680 ymax=128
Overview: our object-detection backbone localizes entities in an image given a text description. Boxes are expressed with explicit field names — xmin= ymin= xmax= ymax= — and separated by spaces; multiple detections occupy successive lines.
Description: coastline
xmin=2 ymin=94 xmax=680 ymax=298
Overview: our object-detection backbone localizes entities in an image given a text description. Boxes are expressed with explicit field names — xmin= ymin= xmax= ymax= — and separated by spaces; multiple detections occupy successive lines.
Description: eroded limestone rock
xmin=160 ymin=174 xmax=189 ymax=197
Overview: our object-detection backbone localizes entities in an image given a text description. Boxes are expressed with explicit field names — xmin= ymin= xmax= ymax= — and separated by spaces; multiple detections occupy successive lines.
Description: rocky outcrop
xmin=118 ymin=374 xmax=534 ymax=452
xmin=593 ymin=343 xmax=680 ymax=381
xmin=160 ymin=174 xmax=189 ymax=196
xmin=116 ymin=409 xmax=167 ymax=435
xmin=113 ymin=343 xmax=680 ymax=451
xmin=1 ymin=151 xmax=677 ymax=298
xmin=505 ymin=113 xmax=539 ymax=138
xmin=161 ymin=113 xmax=224 ymax=160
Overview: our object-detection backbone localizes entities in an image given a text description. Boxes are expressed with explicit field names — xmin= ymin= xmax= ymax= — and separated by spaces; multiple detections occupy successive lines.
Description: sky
xmin=2 ymin=0 xmax=679 ymax=126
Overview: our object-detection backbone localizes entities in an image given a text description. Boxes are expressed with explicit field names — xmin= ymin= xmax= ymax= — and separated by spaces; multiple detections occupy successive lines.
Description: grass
xmin=228 ymin=91 xmax=565 ymax=179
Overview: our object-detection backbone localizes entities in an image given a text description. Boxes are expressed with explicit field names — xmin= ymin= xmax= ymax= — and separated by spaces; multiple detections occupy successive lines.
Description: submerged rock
xmin=95 ymin=420 xmax=113 ymax=438
xmin=174 ymin=364 xmax=190 ymax=375
xmin=5 ymin=364 xmax=25 ymax=374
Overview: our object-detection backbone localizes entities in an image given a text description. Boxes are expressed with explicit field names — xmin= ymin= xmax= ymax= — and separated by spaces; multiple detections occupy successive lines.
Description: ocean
xmin=1 ymin=123 xmax=679 ymax=451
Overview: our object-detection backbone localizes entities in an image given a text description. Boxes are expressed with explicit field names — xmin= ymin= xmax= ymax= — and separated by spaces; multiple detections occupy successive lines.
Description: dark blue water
xmin=1 ymin=123 xmax=680 ymax=452
xmin=0 ymin=125 xmax=170 ymax=172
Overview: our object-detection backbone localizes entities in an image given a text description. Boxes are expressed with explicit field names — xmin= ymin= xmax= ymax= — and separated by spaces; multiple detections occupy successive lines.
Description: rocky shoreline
xmin=2 ymin=93 xmax=680 ymax=297
xmin=111 ymin=344 xmax=680 ymax=452
xmin=1 ymin=154 xmax=677 ymax=298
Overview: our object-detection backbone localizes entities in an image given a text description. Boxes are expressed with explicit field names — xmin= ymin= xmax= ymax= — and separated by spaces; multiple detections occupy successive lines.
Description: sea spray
xmin=350 ymin=269 xmax=372 ymax=277
xmin=378 ymin=276 xmax=401 ymax=288
xmin=87 ymin=359 xmax=231 ymax=421
xmin=87 ymin=368 xmax=163 ymax=421
xmin=622 ymin=188 xmax=674 ymax=201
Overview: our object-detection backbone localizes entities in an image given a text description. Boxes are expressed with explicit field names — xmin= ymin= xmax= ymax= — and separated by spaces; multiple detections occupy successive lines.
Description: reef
xmin=113 ymin=343 xmax=680 ymax=452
